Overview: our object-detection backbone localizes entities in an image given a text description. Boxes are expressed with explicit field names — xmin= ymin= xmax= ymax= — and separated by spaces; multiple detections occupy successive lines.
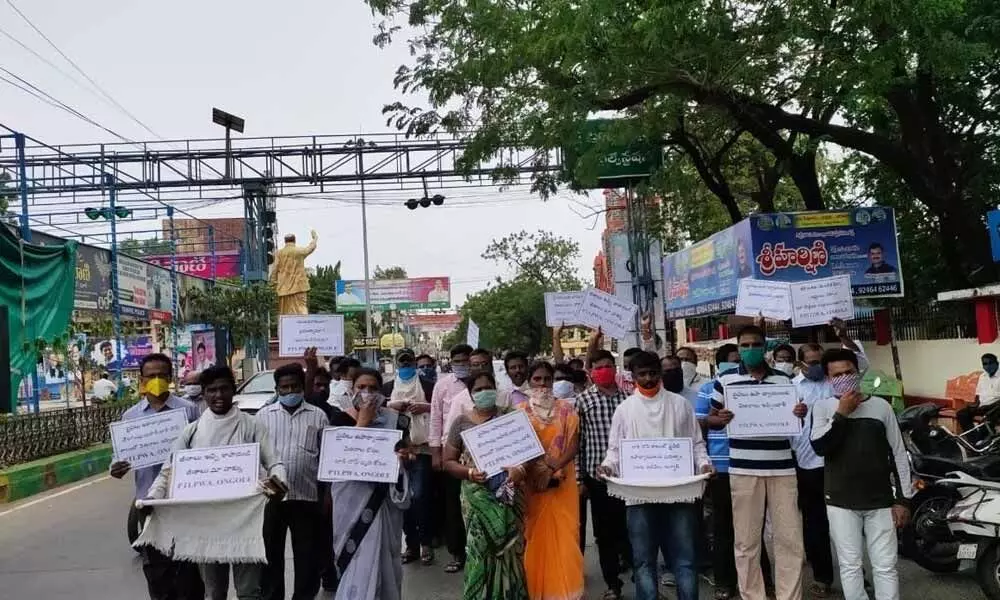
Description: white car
xmin=234 ymin=370 xmax=275 ymax=414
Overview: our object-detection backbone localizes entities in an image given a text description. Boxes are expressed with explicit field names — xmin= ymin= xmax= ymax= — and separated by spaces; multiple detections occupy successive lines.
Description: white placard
xmin=725 ymin=385 xmax=802 ymax=438
xmin=575 ymin=287 xmax=638 ymax=340
xmin=460 ymin=410 xmax=546 ymax=477
xmin=735 ymin=278 xmax=793 ymax=321
xmin=621 ymin=437 xmax=694 ymax=482
xmin=789 ymin=275 xmax=855 ymax=328
xmin=109 ymin=409 xmax=189 ymax=469
xmin=467 ymin=319 xmax=480 ymax=348
xmin=318 ymin=427 xmax=402 ymax=483
xmin=169 ymin=443 xmax=260 ymax=501
xmin=278 ymin=314 xmax=345 ymax=357
xmin=544 ymin=291 xmax=585 ymax=327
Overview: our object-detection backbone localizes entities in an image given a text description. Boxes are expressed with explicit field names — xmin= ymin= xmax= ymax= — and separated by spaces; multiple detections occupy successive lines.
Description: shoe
xmin=420 ymin=546 xmax=434 ymax=566
xmin=713 ymin=588 xmax=736 ymax=600
xmin=810 ymin=582 xmax=833 ymax=597
xmin=660 ymin=572 xmax=676 ymax=587
xmin=601 ymin=589 xmax=623 ymax=600
xmin=701 ymin=572 xmax=716 ymax=587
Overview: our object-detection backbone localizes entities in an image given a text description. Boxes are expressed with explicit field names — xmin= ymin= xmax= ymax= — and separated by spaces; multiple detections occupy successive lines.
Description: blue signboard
xmin=988 ymin=210 xmax=1000 ymax=263
xmin=748 ymin=207 xmax=903 ymax=298
xmin=662 ymin=220 xmax=753 ymax=319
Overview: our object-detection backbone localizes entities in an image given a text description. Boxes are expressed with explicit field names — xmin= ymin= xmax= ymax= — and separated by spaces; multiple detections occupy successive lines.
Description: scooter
xmin=933 ymin=472 xmax=1000 ymax=598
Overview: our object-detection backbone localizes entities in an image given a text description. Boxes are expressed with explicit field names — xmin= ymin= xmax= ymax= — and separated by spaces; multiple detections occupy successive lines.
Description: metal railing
xmin=0 ymin=401 xmax=134 ymax=469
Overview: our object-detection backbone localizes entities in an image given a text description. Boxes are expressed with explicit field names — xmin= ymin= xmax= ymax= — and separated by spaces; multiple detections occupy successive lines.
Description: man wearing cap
xmin=385 ymin=349 xmax=436 ymax=564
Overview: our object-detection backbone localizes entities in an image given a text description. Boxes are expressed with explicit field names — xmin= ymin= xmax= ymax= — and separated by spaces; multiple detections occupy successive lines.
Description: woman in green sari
xmin=443 ymin=372 xmax=529 ymax=600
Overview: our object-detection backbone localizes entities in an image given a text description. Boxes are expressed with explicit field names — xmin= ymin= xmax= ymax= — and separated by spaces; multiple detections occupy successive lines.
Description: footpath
xmin=0 ymin=444 xmax=112 ymax=504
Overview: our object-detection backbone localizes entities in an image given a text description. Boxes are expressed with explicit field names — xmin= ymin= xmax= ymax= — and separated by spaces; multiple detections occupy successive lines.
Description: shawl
xmin=134 ymin=492 xmax=268 ymax=563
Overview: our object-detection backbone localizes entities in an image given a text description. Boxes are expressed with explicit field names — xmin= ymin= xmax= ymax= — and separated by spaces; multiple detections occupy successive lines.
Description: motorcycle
xmin=932 ymin=472 xmax=1000 ymax=598
xmin=898 ymin=403 xmax=1000 ymax=572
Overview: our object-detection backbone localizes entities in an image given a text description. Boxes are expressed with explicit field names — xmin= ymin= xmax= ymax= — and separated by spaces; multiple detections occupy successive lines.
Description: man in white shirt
xmin=92 ymin=372 xmax=117 ymax=402
xmin=957 ymin=353 xmax=1000 ymax=432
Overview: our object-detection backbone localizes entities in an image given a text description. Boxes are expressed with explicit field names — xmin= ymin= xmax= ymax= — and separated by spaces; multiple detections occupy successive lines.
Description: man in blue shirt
xmin=110 ymin=352 xmax=201 ymax=600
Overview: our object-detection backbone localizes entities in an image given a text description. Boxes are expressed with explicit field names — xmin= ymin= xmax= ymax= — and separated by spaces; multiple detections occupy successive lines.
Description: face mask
xmin=353 ymin=390 xmax=384 ymax=410
xmin=591 ymin=366 xmax=616 ymax=387
xmin=830 ymin=372 xmax=862 ymax=397
xmin=472 ymin=389 xmax=498 ymax=409
xmin=637 ymin=380 xmax=661 ymax=397
xmin=397 ymin=366 xmax=416 ymax=382
xmin=452 ymin=365 xmax=470 ymax=379
xmin=528 ymin=387 xmax=554 ymax=407
xmin=622 ymin=371 xmax=634 ymax=383
xmin=553 ymin=380 xmax=575 ymax=399
xmin=278 ymin=392 xmax=304 ymax=407
xmin=143 ymin=377 xmax=170 ymax=398
xmin=773 ymin=362 xmax=795 ymax=376
xmin=681 ymin=361 xmax=698 ymax=383
xmin=184 ymin=385 xmax=202 ymax=397
xmin=804 ymin=363 xmax=825 ymax=382
xmin=717 ymin=361 xmax=739 ymax=374
xmin=739 ymin=347 xmax=766 ymax=368
xmin=986 ymin=363 xmax=999 ymax=377
xmin=332 ymin=380 xmax=350 ymax=396
xmin=662 ymin=369 xmax=685 ymax=393
xmin=418 ymin=366 xmax=437 ymax=382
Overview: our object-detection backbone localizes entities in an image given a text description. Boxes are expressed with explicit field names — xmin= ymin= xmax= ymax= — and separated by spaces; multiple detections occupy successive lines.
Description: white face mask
xmin=553 ymin=380 xmax=576 ymax=399
xmin=681 ymin=362 xmax=698 ymax=384
xmin=184 ymin=385 xmax=202 ymax=397
xmin=333 ymin=380 xmax=351 ymax=396
xmin=774 ymin=362 xmax=795 ymax=376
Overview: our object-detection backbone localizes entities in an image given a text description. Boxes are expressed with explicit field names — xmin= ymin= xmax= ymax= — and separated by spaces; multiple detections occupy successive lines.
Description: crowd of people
xmin=109 ymin=315 xmax=914 ymax=600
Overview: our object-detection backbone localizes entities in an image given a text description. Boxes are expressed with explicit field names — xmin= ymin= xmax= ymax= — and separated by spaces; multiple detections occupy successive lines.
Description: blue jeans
xmin=627 ymin=502 xmax=699 ymax=600
xmin=403 ymin=453 xmax=434 ymax=548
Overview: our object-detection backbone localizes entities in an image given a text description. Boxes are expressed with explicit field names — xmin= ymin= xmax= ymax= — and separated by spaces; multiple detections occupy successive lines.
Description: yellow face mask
xmin=143 ymin=377 xmax=170 ymax=397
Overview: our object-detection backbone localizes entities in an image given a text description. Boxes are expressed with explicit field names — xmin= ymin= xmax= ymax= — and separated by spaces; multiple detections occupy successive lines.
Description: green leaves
xmin=187 ymin=283 xmax=276 ymax=363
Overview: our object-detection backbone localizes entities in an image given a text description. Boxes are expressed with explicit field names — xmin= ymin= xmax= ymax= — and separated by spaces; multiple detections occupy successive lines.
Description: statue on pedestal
xmin=270 ymin=230 xmax=317 ymax=315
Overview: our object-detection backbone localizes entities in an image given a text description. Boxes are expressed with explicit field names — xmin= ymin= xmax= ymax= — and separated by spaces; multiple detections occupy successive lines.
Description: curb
xmin=0 ymin=444 xmax=112 ymax=504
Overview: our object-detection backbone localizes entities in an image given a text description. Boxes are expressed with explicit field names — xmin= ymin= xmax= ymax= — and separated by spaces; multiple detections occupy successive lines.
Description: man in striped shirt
xmin=256 ymin=363 xmax=330 ymax=600
xmin=711 ymin=325 xmax=808 ymax=600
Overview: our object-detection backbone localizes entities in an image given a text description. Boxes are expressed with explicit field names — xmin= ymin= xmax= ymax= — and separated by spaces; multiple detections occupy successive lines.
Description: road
xmin=0 ymin=474 xmax=983 ymax=599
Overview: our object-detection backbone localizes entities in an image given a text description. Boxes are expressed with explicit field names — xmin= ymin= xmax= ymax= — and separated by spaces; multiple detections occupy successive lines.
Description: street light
xmin=212 ymin=108 xmax=245 ymax=180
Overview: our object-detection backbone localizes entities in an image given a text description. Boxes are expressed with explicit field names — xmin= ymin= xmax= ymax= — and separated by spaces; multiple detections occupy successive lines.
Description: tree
xmin=118 ymin=237 xmax=173 ymax=257
xmin=482 ymin=230 xmax=582 ymax=290
xmin=308 ymin=262 xmax=342 ymax=314
xmin=364 ymin=0 xmax=1000 ymax=291
xmin=374 ymin=265 xmax=408 ymax=280
xmin=187 ymin=283 xmax=275 ymax=366
xmin=0 ymin=170 xmax=13 ymax=215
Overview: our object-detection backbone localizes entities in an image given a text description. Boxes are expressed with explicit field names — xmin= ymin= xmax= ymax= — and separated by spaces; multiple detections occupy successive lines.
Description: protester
xmin=676 ymin=346 xmax=709 ymax=393
xmin=575 ymin=348 xmax=633 ymax=595
xmin=430 ymin=343 xmax=475 ymax=573
xmin=385 ymin=348 xmax=436 ymax=565
xmin=329 ymin=358 xmax=361 ymax=412
xmin=110 ymin=353 xmax=202 ymax=600
xmin=771 ymin=344 xmax=797 ymax=377
xmin=792 ymin=343 xmax=836 ymax=597
xmin=568 ymin=357 xmax=585 ymax=373
xmin=811 ymin=348 xmax=913 ymax=600
xmin=520 ymin=361 xmax=584 ymax=600
xmin=145 ymin=365 xmax=288 ymax=600
xmin=661 ymin=355 xmax=686 ymax=396
xmin=584 ymin=326 xmax=639 ymax=395
xmin=502 ymin=350 xmax=530 ymax=406
xmin=957 ymin=352 xmax=1000 ymax=432
xmin=599 ymin=350 xmax=712 ymax=600
xmin=712 ymin=325 xmax=808 ymax=600
xmin=443 ymin=371 xmax=529 ymax=600
xmin=256 ymin=364 xmax=330 ymax=600
xmin=553 ymin=363 xmax=578 ymax=403
xmin=416 ymin=353 xmax=438 ymax=386
xmin=330 ymin=368 xmax=411 ymax=600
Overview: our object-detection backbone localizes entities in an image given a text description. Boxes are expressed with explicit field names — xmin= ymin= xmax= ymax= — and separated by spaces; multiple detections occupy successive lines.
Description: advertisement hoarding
xmin=663 ymin=220 xmax=754 ymax=319
xmin=145 ymin=250 xmax=241 ymax=280
xmin=404 ymin=313 xmax=462 ymax=333
xmin=117 ymin=255 xmax=149 ymax=318
xmin=334 ymin=277 xmax=451 ymax=312
xmin=749 ymin=208 xmax=903 ymax=298
xmin=31 ymin=231 xmax=113 ymax=311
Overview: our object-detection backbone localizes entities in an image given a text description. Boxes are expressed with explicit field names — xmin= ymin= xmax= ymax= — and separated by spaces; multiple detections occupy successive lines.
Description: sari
xmin=331 ymin=409 xmax=410 ymax=600
xmin=520 ymin=399 xmax=584 ymax=600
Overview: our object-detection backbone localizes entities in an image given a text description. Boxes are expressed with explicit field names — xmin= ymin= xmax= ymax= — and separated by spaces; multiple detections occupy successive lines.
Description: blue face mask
xmin=418 ymin=366 xmax=437 ymax=382
xmin=717 ymin=362 xmax=739 ymax=374
xmin=397 ymin=366 xmax=417 ymax=381
xmin=278 ymin=392 xmax=304 ymax=407
xmin=472 ymin=390 xmax=498 ymax=409
xmin=452 ymin=365 xmax=470 ymax=379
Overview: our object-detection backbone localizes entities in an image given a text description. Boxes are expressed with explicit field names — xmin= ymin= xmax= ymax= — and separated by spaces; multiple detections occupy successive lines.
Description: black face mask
xmin=662 ymin=368 xmax=685 ymax=393
xmin=307 ymin=390 xmax=330 ymax=405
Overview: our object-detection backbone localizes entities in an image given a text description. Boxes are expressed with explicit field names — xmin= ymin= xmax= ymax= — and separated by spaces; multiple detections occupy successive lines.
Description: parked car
xmin=234 ymin=370 xmax=275 ymax=414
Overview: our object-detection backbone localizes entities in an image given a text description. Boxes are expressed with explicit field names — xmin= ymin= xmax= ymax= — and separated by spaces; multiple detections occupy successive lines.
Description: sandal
xmin=401 ymin=548 xmax=418 ymax=564
xmin=601 ymin=589 xmax=623 ymax=600
xmin=444 ymin=560 xmax=464 ymax=573
xmin=420 ymin=546 xmax=434 ymax=566
xmin=714 ymin=589 xmax=735 ymax=600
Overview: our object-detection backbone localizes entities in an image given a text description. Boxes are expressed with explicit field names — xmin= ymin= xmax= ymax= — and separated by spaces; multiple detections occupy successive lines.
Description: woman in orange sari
xmin=520 ymin=361 xmax=584 ymax=600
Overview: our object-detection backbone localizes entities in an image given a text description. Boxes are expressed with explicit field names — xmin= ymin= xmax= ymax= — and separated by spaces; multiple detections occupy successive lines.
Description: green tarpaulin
xmin=0 ymin=225 xmax=76 ymax=412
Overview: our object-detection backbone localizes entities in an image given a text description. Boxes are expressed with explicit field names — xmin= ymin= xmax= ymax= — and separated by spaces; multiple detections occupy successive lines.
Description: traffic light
xmin=263 ymin=223 xmax=275 ymax=265
xmin=82 ymin=207 xmax=131 ymax=220
xmin=404 ymin=194 xmax=446 ymax=210
xmin=265 ymin=237 xmax=275 ymax=265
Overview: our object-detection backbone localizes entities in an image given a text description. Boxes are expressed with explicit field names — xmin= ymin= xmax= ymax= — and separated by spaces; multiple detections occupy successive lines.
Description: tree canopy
xmin=118 ymin=237 xmax=173 ymax=257
xmin=364 ymin=0 xmax=1000 ymax=295
xmin=187 ymin=282 xmax=275 ymax=365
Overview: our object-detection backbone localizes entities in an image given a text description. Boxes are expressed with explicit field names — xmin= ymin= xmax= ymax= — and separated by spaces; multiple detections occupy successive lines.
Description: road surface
xmin=0 ymin=474 xmax=982 ymax=599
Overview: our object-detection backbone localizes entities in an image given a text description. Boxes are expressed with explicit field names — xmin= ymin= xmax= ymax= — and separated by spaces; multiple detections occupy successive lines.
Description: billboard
xmin=334 ymin=277 xmax=451 ymax=312
xmin=117 ymin=255 xmax=149 ymax=318
xmin=31 ymin=231 xmax=113 ymax=311
xmin=405 ymin=313 xmax=462 ymax=333
xmin=749 ymin=208 xmax=903 ymax=298
xmin=145 ymin=250 xmax=241 ymax=280
xmin=164 ymin=218 xmax=245 ymax=253
xmin=663 ymin=220 xmax=754 ymax=319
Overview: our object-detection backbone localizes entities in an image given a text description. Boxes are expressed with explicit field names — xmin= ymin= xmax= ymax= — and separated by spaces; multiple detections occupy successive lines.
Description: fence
xmin=846 ymin=304 xmax=977 ymax=342
xmin=0 ymin=402 xmax=134 ymax=469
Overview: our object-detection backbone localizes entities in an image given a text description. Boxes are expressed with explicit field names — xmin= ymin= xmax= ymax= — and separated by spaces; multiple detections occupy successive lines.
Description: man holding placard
xmin=598 ymin=351 xmax=713 ymax=600
xmin=144 ymin=366 xmax=288 ymax=600
xmin=711 ymin=325 xmax=808 ymax=600
xmin=110 ymin=353 xmax=202 ymax=600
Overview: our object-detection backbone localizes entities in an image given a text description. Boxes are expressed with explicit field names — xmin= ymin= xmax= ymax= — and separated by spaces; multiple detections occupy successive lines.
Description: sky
xmin=0 ymin=0 xmax=607 ymax=305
